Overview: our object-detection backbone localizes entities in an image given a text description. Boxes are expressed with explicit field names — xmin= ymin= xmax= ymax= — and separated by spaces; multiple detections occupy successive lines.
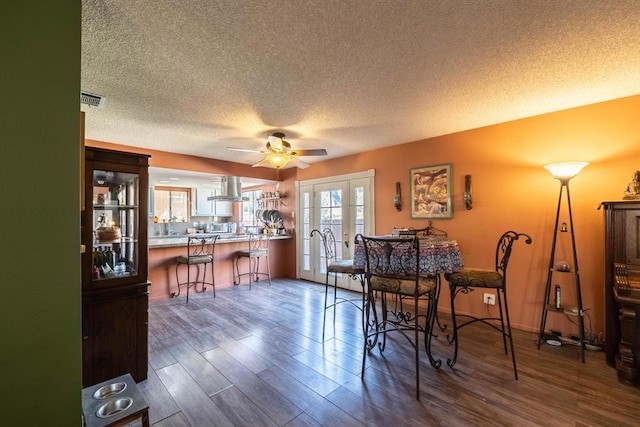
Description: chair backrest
xmin=357 ymin=234 xmax=420 ymax=280
xmin=310 ymin=228 xmax=340 ymax=268
xmin=495 ymin=231 xmax=532 ymax=277
xmin=187 ymin=234 xmax=219 ymax=258
xmin=415 ymin=220 xmax=447 ymax=238
xmin=248 ymin=232 xmax=270 ymax=251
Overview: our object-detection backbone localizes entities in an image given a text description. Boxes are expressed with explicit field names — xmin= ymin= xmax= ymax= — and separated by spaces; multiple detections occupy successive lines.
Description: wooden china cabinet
xmin=81 ymin=147 xmax=150 ymax=387
xmin=602 ymin=201 xmax=640 ymax=386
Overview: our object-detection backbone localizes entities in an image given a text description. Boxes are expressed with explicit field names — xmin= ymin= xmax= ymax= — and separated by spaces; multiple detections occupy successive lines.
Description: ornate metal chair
xmin=444 ymin=230 xmax=532 ymax=379
xmin=233 ymin=232 xmax=271 ymax=289
xmin=358 ymin=234 xmax=440 ymax=400
xmin=174 ymin=234 xmax=219 ymax=303
xmin=311 ymin=228 xmax=364 ymax=339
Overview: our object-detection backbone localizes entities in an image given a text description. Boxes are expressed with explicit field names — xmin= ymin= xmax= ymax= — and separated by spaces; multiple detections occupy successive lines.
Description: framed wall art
xmin=410 ymin=163 xmax=453 ymax=219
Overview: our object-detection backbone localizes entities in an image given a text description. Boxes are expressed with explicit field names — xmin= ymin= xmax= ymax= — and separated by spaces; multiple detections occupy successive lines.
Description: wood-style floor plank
xmin=137 ymin=279 xmax=640 ymax=426
xmin=155 ymin=363 xmax=235 ymax=426
xmin=136 ymin=367 xmax=180 ymax=425
xmin=160 ymin=334 xmax=233 ymax=397
xmin=257 ymin=365 xmax=363 ymax=427
xmin=202 ymin=347 xmax=303 ymax=426
xmin=209 ymin=384 xmax=279 ymax=427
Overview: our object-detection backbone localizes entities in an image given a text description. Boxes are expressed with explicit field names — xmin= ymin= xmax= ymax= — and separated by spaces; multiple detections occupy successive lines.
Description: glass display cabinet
xmin=82 ymin=147 xmax=150 ymax=387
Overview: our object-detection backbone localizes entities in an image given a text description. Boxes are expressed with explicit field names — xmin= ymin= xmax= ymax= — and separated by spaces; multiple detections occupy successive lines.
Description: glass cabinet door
xmin=91 ymin=169 xmax=140 ymax=281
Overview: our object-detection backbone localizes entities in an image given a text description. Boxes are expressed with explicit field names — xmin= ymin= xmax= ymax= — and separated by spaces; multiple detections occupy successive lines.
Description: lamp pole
xmin=537 ymin=162 xmax=588 ymax=363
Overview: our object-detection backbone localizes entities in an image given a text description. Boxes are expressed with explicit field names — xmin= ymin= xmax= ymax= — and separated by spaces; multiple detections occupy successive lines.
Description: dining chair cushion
xmin=445 ymin=268 xmax=503 ymax=289
xmin=370 ymin=275 xmax=436 ymax=296
xmin=177 ymin=254 xmax=213 ymax=265
xmin=328 ymin=259 xmax=363 ymax=274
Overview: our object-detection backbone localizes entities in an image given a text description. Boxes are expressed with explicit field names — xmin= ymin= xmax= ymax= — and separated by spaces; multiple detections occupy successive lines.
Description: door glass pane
xmin=354 ymin=186 xmax=364 ymax=236
xmin=93 ymin=169 xmax=140 ymax=281
xmin=301 ymin=191 xmax=311 ymax=272
xmin=319 ymin=189 xmax=343 ymax=260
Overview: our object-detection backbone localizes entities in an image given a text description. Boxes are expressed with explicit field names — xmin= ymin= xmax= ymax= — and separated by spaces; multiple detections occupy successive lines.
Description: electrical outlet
xmin=483 ymin=293 xmax=496 ymax=305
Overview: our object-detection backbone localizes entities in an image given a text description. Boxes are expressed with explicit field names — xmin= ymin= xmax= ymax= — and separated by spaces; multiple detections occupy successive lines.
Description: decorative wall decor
xmin=623 ymin=170 xmax=640 ymax=200
xmin=410 ymin=163 xmax=453 ymax=219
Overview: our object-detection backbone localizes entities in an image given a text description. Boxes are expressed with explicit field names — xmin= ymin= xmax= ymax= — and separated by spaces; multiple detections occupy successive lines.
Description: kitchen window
xmin=153 ymin=186 xmax=191 ymax=222
xmin=241 ymin=189 xmax=262 ymax=226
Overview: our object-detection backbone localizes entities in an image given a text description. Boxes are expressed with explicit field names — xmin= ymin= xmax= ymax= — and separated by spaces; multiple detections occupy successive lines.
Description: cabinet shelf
xmin=93 ymin=203 xmax=138 ymax=209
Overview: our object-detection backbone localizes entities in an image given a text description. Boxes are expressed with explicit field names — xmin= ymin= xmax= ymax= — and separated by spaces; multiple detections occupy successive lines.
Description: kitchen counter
xmin=149 ymin=233 xmax=292 ymax=248
xmin=147 ymin=233 xmax=295 ymax=301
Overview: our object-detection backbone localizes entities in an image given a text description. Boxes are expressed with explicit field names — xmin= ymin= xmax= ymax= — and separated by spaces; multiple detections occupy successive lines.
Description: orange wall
xmin=87 ymin=94 xmax=640 ymax=339
xmin=297 ymin=95 xmax=640 ymax=337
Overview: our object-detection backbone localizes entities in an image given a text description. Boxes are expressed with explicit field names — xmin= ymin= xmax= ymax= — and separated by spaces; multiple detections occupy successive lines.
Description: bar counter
xmin=148 ymin=234 xmax=295 ymax=301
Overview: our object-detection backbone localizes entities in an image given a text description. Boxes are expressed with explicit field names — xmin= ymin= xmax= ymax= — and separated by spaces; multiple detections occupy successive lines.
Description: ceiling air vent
xmin=80 ymin=91 xmax=106 ymax=108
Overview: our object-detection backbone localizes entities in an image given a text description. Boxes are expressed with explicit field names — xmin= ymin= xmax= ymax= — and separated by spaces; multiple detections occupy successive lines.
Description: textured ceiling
xmin=82 ymin=0 xmax=640 ymax=168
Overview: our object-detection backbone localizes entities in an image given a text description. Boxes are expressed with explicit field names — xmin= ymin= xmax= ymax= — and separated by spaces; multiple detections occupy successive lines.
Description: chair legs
xmin=500 ymin=290 xmax=518 ymax=380
xmin=321 ymin=272 xmax=331 ymax=340
xmin=322 ymin=271 xmax=364 ymax=340
xmin=233 ymin=255 xmax=271 ymax=289
xmin=173 ymin=262 xmax=214 ymax=303
xmin=361 ymin=289 xmax=440 ymax=401
xmin=447 ymin=286 xmax=517 ymax=379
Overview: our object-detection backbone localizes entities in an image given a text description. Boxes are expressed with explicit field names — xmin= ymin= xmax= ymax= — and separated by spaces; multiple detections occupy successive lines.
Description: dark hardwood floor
xmin=131 ymin=278 xmax=639 ymax=426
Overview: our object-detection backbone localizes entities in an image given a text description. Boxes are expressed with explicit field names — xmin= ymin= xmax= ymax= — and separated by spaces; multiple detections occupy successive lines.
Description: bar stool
xmin=444 ymin=230 xmax=532 ymax=379
xmin=233 ymin=232 xmax=271 ymax=289
xmin=311 ymin=228 xmax=364 ymax=339
xmin=173 ymin=234 xmax=219 ymax=303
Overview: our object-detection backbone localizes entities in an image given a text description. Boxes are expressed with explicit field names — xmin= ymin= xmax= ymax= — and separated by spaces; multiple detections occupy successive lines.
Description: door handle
xmin=344 ymin=233 xmax=349 ymax=249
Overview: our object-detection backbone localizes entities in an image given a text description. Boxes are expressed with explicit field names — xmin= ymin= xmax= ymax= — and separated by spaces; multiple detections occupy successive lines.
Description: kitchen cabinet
xmin=602 ymin=201 xmax=640 ymax=382
xmin=82 ymin=147 xmax=150 ymax=387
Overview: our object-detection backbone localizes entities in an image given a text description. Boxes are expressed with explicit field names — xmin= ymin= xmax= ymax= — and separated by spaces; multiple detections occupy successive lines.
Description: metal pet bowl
xmin=95 ymin=397 xmax=133 ymax=419
xmin=92 ymin=382 xmax=127 ymax=400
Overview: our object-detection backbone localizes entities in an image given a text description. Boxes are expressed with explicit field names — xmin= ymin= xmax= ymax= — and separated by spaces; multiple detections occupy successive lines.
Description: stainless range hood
xmin=208 ymin=176 xmax=249 ymax=202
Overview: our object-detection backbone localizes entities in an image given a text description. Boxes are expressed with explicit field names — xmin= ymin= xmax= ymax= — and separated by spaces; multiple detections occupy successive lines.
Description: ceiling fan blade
xmin=290 ymin=148 xmax=327 ymax=156
xmin=288 ymin=157 xmax=310 ymax=169
xmin=227 ymin=146 xmax=265 ymax=154
xmin=251 ymin=157 xmax=273 ymax=168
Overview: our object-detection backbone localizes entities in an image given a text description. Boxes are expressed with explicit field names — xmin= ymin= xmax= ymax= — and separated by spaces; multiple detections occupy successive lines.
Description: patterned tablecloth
xmin=353 ymin=236 xmax=464 ymax=275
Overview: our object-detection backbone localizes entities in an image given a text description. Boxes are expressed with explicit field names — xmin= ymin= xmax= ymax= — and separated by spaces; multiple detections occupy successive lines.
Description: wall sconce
xmin=464 ymin=175 xmax=472 ymax=210
xmin=394 ymin=182 xmax=402 ymax=211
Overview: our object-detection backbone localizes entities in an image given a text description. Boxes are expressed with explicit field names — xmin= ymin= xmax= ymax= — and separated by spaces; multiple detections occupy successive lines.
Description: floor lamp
xmin=537 ymin=161 xmax=589 ymax=362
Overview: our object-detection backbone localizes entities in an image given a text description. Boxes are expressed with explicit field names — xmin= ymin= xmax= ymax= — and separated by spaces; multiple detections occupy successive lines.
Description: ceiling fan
xmin=227 ymin=132 xmax=327 ymax=169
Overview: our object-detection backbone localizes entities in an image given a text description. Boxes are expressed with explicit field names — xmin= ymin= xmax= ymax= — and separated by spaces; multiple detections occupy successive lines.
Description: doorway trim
xmin=294 ymin=169 xmax=375 ymax=281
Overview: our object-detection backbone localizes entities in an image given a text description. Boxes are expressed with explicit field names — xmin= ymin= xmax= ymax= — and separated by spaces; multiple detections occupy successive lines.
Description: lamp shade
xmin=544 ymin=162 xmax=589 ymax=180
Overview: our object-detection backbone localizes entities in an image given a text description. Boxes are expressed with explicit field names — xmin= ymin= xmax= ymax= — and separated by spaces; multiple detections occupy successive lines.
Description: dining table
xmin=353 ymin=234 xmax=464 ymax=340
xmin=353 ymin=235 xmax=464 ymax=276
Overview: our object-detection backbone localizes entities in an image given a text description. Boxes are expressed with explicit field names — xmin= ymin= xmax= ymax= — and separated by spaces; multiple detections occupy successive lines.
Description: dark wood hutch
xmin=82 ymin=147 xmax=150 ymax=387
xmin=602 ymin=200 xmax=640 ymax=386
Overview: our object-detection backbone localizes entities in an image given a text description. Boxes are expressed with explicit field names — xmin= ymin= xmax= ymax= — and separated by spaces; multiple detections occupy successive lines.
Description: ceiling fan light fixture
xmin=252 ymin=153 xmax=291 ymax=169
xmin=265 ymin=153 xmax=290 ymax=169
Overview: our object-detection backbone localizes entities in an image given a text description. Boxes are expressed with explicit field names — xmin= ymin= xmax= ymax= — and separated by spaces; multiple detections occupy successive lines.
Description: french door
xmin=297 ymin=171 xmax=374 ymax=291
